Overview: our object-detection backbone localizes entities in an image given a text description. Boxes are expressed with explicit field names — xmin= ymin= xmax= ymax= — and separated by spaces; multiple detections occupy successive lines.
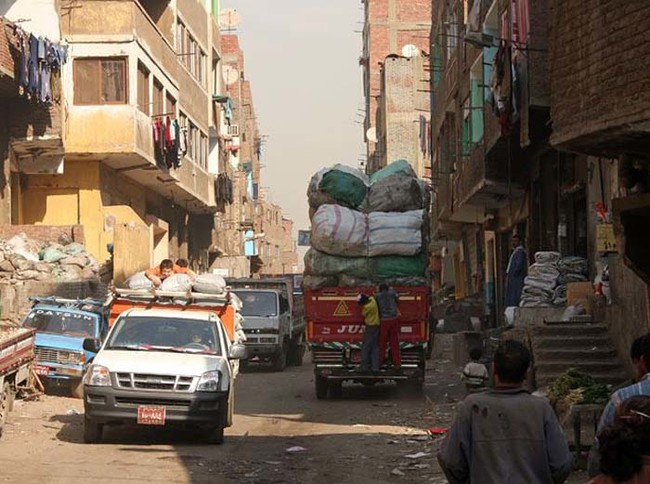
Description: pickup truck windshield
xmin=106 ymin=316 xmax=221 ymax=355
xmin=232 ymin=291 xmax=278 ymax=317
xmin=24 ymin=309 xmax=98 ymax=338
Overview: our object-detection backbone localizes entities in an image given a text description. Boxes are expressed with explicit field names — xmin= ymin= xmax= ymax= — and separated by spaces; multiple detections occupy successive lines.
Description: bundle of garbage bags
xmin=304 ymin=160 xmax=430 ymax=289
xmin=126 ymin=272 xmax=227 ymax=294
xmin=520 ymin=252 xmax=588 ymax=308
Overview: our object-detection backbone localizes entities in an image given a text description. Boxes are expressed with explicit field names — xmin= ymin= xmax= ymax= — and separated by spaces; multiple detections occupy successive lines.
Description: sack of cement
xmin=307 ymin=164 xmax=369 ymax=211
xmin=160 ymin=274 xmax=193 ymax=292
xmin=311 ymin=204 xmax=368 ymax=257
xmin=368 ymin=210 xmax=423 ymax=257
xmin=126 ymin=271 xmax=154 ymax=290
xmin=192 ymin=273 xmax=227 ymax=294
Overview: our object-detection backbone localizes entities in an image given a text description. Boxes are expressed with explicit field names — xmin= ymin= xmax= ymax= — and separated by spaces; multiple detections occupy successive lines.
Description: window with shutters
xmin=74 ymin=58 xmax=127 ymax=105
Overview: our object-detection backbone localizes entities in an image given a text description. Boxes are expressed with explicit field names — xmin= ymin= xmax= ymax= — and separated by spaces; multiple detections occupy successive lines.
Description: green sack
xmin=369 ymin=159 xmax=416 ymax=184
xmin=374 ymin=253 xmax=427 ymax=278
xmin=303 ymin=248 xmax=372 ymax=279
xmin=319 ymin=170 xmax=368 ymax=209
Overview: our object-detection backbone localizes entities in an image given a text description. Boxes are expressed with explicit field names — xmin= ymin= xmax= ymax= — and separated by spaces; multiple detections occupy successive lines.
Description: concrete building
xmin=360 ymin=0 xmax=432 ymax=174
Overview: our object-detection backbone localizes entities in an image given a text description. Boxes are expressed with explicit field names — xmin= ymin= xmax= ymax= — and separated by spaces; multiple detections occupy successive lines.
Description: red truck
xmin=0 ymin=324 xmax=35 ymax=437
xmin=304 ymin=285 xmax=429 ymax=399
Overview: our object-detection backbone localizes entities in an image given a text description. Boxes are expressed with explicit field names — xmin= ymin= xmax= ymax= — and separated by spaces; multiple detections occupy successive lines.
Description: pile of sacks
xmin=126 ymin=271 xmax=227 ymax=295
xmin=0 ymin=233 xmax=100 ymax=283
xmin=520 ymin=252 xmax=588 ymax=308
xmin=304 ymin=160 xmax=430 ymax=289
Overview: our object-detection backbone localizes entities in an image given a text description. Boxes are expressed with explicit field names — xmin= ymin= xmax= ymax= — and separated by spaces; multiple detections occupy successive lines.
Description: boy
xmin=357 ymin=293 xmax=380 ymax=371
xmin=462 ymin=347 xmax=489 ymax=392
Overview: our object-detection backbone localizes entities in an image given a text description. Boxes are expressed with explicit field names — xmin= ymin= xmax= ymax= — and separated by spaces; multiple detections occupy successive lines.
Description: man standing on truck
xmin=357 ymin=294 xmax=380 ymax=372
xmin=145 ymin=259 xmax=196 ymax=287
xmin=376 ymin=283 xmax=401 ymax=369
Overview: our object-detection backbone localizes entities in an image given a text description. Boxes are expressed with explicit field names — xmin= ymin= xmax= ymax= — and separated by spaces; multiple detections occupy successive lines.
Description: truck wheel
xmin=397 ymin=379 xmax=424 ymax=397
xmin=288 ymin=336 xmax=305 ymax=366
xmin=205 ymin=409 xmax=227 ymax=444
xmin=83 ymin=416 xmax=103 ymax=443
xmin=0 ymin=382 xmax=10 ymax=438
xmin=70 ymin=379 xmax=84 ymax=399
xmin=271 ymin=344 xmax=287 ymax=372
xmin=329 ymin=381 xmax=343 ymax=399
xmin=315 ymin=376 xmax=328 ymax=400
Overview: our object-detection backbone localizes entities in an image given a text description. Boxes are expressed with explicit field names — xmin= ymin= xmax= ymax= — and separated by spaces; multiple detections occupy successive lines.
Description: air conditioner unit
xmin=226 ymin=124 xmax=240 ymax=137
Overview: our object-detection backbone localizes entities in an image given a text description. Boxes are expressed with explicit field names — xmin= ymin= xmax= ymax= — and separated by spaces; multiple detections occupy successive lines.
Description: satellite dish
xmin=366 ymin=126 xmax=377 ymax=143
xmin=402 ymin=44 xmax=420 ymax=58
xmin=219 ymin=9 xmax=240 ymax=31
xmin=223 ymin=65 xmax=240 ymax=86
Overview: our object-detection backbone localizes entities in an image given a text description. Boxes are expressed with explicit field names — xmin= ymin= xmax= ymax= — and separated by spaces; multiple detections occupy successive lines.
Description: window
xmin=165 ymin=93 xmax=176 ymax=119
xmin=445 ymin=10 xmax=458 ymax=60
xmin=212 ymin=55 xmax=220 ymax=96
xmin=176 ymin=19 xmax=207 ymax=88
xmin=74 ymin=58 xmax=127 ymax=105
xmin=137 ymin=62 xmax=149 ymax=114
xmin=470 ymin=58 xmax=484 ymax=144
xmin=153 ymin=79 xmax=164 ymax=116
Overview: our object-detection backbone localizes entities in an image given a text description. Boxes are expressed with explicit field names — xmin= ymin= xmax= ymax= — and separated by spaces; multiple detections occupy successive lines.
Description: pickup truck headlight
xmin=197 ymin=371 xmax=220 ymax=392
xmin=60 ymin=351 xmax=85 ymax=365
xmin=83 ymin=364 xmax=111 ymax=386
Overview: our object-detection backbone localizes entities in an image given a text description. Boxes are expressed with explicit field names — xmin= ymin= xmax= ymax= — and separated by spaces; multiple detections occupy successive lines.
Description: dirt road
xmin=0 ymin=354 xmax=588 ymax=483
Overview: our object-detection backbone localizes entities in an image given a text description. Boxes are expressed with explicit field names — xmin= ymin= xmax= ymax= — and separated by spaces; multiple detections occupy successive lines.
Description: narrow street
xmin=0 ymin=352 xmax=590 ymax=484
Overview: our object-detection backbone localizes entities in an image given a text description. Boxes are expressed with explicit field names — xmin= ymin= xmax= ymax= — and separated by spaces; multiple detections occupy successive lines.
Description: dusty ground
xmin=0 ymin=352 xmax=588 ymax=483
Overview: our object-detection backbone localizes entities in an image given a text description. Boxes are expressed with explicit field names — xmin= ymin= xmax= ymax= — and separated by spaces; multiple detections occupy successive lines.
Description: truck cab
xmin=228 ymin=278 xmax=305 ymax=371
xmin=22 ymin=297 xmax=110 ymax=398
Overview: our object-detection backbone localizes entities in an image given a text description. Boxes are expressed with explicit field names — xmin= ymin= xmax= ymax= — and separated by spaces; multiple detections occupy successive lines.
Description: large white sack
xmin=193 ymin=273 xmax=227 ymax=294
xmin=126 ymin=271 xmax=154 ymax=290
xmin=160 ymin=273 xmax=193 ymax=292
xmin=310 ymin=204 xmax=368 ymax=257
xmin=368 ymin=210 xmax=423 ymax=257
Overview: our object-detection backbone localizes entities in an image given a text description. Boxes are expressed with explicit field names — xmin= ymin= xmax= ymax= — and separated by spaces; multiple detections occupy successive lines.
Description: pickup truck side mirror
xmin=83 ymin=338 xmax=102 ymax=353
xmin=228 ymin=343 xmax=248 ymax=360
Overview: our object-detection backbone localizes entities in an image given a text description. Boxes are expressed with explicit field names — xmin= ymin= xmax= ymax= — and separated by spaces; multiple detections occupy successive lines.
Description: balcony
xmin=66 ymin=105 xmax=215 ymax=212
xmin=61 ymin=0 xmax=179 ymax=83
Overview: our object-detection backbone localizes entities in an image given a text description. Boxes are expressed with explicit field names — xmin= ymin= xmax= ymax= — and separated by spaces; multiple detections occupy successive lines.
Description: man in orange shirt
xmin=145 ymin=258 xmax=196 ymax=287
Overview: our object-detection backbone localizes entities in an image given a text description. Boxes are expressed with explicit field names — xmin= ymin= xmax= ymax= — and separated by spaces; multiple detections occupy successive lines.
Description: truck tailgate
xmin=0 ymin=325 xmax=35 ymax=374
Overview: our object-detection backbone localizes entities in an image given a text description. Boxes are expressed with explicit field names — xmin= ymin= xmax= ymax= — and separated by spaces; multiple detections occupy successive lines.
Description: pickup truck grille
xmin=115 ymin=373 xmax=195 ymax=392
xmin=115 ymin=397 xmax=192 ymax=408
xmin=35 ymin=347 xmax=80 ymax=365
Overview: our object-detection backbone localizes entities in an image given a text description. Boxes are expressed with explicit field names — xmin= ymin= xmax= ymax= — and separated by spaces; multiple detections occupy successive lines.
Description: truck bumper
xmin=244 ymin=343 xmax=280 ymax=359
xmin=314 ymin=366 xmax=424 ymax=381
xmin=36 ymin=363 xmax=84 ymax=380
xmin=84 ymin=386 xmax=228 ymax=426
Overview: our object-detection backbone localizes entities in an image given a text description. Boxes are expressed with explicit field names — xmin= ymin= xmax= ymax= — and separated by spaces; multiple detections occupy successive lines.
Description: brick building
xmin=361 ymin=0 xmax=432 ymax=174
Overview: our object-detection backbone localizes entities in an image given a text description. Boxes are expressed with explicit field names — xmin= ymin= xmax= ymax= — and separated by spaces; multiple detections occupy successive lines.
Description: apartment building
xmin=360 ymin=0 xmax=432 ymax=174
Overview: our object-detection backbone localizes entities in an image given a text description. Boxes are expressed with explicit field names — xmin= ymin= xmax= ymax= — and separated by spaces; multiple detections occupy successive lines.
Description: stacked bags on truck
xmin=125 ymin=271 xmax=227 ymax=294
xmin=303 ymin=160 xmax=431 ymax=289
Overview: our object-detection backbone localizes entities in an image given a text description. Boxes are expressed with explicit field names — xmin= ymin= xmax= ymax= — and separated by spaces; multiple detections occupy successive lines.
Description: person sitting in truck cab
xmin=145 ymin=259 xmax=197 ymax=287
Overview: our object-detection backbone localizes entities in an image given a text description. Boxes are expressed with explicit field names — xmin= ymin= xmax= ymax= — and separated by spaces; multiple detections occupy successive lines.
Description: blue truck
xmin=21 ymin=297 xmax=111 ymax=398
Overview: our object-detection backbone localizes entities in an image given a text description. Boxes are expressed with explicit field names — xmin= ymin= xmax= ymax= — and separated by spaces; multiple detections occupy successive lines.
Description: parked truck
xmin=227 ymin=278 xmax=306 ymax=371
xmin=82 ymin=288 xmax=247 ymax=444
xmin=0 ymin=324 xmax=35 ymax=437
xmin=22 ymin=297 xmax=111 ymax=398
xmin=304 ymin=285 xmax=430 ymax=399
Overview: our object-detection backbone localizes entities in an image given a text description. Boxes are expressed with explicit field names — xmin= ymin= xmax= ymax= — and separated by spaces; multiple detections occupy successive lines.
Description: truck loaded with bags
xmin=303 ymin=161 xmax=432 ymax=399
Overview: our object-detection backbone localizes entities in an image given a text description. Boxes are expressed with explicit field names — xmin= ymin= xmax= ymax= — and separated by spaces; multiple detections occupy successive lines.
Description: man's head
xmin=159 ymin=259 xmax=174 ymax=279
xmin=378 ymin=283 xmax=388 ymax=292
xmin=511 ymin=234 xmax=521 ymax=249
xmin=469 ymin=347 xmax=482 ymax=362
xmin=357 ymin=294 xmax=370 ymax=305
xmin=176 ymin=258 xmax=189 ymax=268
xmin=634 ymin=332 xmax=650 ymax=380
xmin=493 ymin=339 xmax=530 ymax=386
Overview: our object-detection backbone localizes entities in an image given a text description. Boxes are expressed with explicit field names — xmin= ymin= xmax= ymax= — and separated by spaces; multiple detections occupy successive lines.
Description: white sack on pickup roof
xmin=192 ymin=273 xmax=227 ymax=294
xmin=160 ymin=273 xmax=193 ymax=292
xmin=310 ymin=204 xmax=368 ymax=257
xmin=367 ymin=210 xmax=423 ymax=257
xmin=126 ymin=271 xmax=153 ymax=290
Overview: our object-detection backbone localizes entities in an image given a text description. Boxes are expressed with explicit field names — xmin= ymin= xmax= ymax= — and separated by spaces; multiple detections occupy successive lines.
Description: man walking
xmin=438 ymin=339 xmax=573 ymax=484
xmin=376 ymin=283 xmax=400 ymax=369
xmin=505 ymin=234 xmax=527 ymax=309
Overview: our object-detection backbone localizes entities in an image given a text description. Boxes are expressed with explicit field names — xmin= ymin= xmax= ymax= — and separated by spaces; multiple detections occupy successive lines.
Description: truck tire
xmin=83 ymin=416 xmax=103 ymax=443
xmin=288 ymin=334 xmax=305 ymax=366
xmin=315 ymin=376 xmax=328 ymax=400
xmin=271 ymin=344 xmax=287 ymax=372
xmin=0 ymin=382 xmax=10 ymax=438
xmin=329 ymin=381 xmax=343 ymax=399
xmin=70 ymin=379 xmax=84 ymax=399
xmin=205 ymin=407 xmax=227 ymax=444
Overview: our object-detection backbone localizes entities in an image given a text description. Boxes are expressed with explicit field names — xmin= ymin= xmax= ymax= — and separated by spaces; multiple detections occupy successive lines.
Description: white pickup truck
xmin=82 ymin=306 xmax=247 ymax=444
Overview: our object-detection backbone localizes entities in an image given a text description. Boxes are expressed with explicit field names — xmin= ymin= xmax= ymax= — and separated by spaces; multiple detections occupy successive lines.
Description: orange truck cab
xmin=109 ymin=289 xmax=237 ymax=343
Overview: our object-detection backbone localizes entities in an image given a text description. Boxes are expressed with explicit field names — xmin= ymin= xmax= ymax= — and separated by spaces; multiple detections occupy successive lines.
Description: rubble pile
xmin=0 ymin=233 xmax=100 ymax=283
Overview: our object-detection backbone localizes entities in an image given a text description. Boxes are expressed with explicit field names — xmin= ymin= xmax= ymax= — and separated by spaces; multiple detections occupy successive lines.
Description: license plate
xmin=137 ymin=406 xmax=166 ymax=426
xmin=34 ymin=365 xmax=50 ymax=376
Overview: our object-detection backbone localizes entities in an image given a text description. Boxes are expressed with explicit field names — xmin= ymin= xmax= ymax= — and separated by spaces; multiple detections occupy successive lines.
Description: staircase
xmin=530 ymin=321 xmax=629 ymax=389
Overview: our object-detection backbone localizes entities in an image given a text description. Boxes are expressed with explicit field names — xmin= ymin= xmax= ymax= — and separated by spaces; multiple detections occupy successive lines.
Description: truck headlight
xmin=197 ymin=371 xmax=220 ymax=392
xmin=83 ymin=364 xmax=111 ymax=386
xmin=60 ymin=351 xmax=85 ymax=365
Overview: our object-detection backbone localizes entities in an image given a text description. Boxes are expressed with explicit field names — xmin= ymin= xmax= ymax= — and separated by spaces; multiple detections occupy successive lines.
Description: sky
xmin=220 ymin=0 xmax=366 ymax=232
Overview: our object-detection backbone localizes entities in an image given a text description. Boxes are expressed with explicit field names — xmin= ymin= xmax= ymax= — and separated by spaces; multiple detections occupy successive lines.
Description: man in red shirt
xmin=145 ymin=259 xmax=196 ymax=287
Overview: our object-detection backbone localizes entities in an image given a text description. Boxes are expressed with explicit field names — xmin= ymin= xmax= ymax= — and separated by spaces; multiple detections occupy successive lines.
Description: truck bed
xmin=0 ymin=325 xmax=35 ymax=375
